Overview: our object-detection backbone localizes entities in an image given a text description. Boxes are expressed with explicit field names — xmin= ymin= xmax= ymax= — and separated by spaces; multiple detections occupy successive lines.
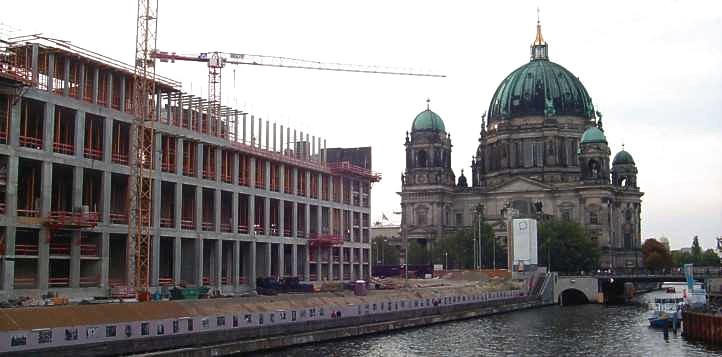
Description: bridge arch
xmin=560 ymin=288 xmax=589 ymax=306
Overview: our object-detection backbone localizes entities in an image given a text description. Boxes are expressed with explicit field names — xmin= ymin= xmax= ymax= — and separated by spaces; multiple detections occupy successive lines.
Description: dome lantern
xmin=530 ymin=13 xmax=548 ymax=61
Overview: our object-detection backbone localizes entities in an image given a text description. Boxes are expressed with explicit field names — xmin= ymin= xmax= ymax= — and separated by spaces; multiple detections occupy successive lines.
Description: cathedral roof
xmin=412 ymin=108 xmax=445 ymax=132
xmin=581 ymin=126 xmax=607 ymax=144
xmin=613 ymin=149 xmax=635 ymax=165
xmin=487 ymin=22 xmax=595 ymax=122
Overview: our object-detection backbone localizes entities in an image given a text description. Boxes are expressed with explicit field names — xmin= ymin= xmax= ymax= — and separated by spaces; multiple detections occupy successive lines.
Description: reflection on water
xmin=254 ymin=285 xmax=722 ymax=357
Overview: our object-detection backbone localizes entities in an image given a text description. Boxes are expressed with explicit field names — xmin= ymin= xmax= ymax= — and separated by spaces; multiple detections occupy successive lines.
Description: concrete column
xmin=316 ymin=246 xmax=322 ymax=281
xmin=279 ymin=199 xmax=285 ymax=237
xmin=272 ymin=122 xmax=277 ymax=152
xmin=196 ymin=143 xmax=204 ymax=179
xmin=47 ymin=53 xmax=55 ymax=92
xmin=176 ymin=138 xmax=184 ymax=175
xmin=278 ymin=242 xmax=284 ymax=278
xmin=103 ymin=117 xmax=113 ymax=163
xmin=279 ymin=125 xmax=284 ymax=154
xmin=195 ymin=238 xmax=203 ymax=286
xmin=232 ymin=152 xmax=239 ymax=185
xmin=215 ymin=147 xmax=222 ymax=182
xmin=214 ymin=189 xmax=221 ymax=232
xmin=305 ymin=203 xmax=311 ymax=239
xmin=100 ymin=232 xmax=110 ymax=288
xmin=106 ymin=72 xmax=113 ymax=108
xmin=173 ymin=236 xmax=182 ymax=285
xmin=242 ymin=114 xmax=247 ymax=144
xmin=292 ymin=167 xmax=298 ymax=195
xmin=63 ymin=58 xmax=70 ymax=97
xmin=248 ymin=194 xmax=255 ymax=236
xmin=119 ymin=77 xmax=126 ymax=112
xmin=305 ymin=170 xmax=311 ymax=200
xmin=70 ymin=166 xmax=84 ymax=288
xmin=316 ymin=205 xmax=322 ymax=236
xmin=264 ymin=197 xmax=270 ymax=236
xmin=174 ymin=182 xmax=182 ymax=231
xmin=249 ymin=157 xmax=256 ymax=189
xmin=279 ymin=163 xmax=285 ymax=193
xmin=249 ymin=115 xmax=254 ymax=146
xmin=249 ymin=241 xmax=257 ymax=288
xmin=9 ymin=97 xmax=20 ymax=147
xmin=31 ymin=43 xmax=39 ymax=84
xmin=264 ymin=160 xmax=270 ymax=191
xmin=195 ymin=186 xmax=202 ymax=234
xmin=257 ymin=117 xmax=262 ymax=149
xmin=328 ymin=246 xmax=334 ymax=281
xmin=74 ymin=110 xmax=85 ymax=158
xmin=92 ymin=67 xmax=100 ymax=104
xmin=43 ymin=103 xmax=54 ymax=153
xmin=304 ymin=244 xmax=310 ymax=281
xmin=101 ymin=171 xmax=111 ymax=224
xmin=231 ymin=192 xmax=239 ymax=233
xmin=265 ymin=120 xmax=269 ymax=150
xmin=151 ymin=234 xmax=160 ymax=287
xmin=291 ymin=244 xmax=298 ymax=277
xmin=38 ymin=161 xmax=53 ymax=290
xmin=215 ymin=239 xmax=222 ymax=289
xmin=266 ymin=243 xmax=272 ymax=277
xmin=78 ymin=63 xmax=85 ymax=101
xmin=339 ymin=248 xmax=345 ymax=281
xmin=292 ymin=202 xmax=298 ymax=238
xmin=232 ymin=240 xmax=240 ymax=291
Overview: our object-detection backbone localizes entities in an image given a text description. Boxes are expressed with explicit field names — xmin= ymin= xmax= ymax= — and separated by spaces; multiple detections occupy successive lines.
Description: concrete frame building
xmin=0 ymin=36 xmax=374 ymax=299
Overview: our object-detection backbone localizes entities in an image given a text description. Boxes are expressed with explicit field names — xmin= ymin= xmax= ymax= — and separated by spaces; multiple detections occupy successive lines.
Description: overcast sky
xmin=2 ymin=0 xmax=721 ymax=250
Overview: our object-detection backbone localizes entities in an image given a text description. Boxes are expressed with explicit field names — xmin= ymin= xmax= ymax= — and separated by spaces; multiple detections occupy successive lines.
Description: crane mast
xmin=130 ymin=0 xmax=158 ymax=299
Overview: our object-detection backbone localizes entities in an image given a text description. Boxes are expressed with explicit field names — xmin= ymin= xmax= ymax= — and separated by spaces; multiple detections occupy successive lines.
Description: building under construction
xmin=0 ymin=35 xmax=378 ymax=299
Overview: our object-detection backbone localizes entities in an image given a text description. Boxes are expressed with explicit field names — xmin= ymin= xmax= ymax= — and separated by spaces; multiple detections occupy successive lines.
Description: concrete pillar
xmin=272 ymin=122 xmax=277 ymax=152
xmin=173 ymin=236 xmax=182 ymax=285
xmin=215 ymin=146 xmax=222 ymax=182
xmin=43 ymin=103 xmax=54 ymax=153
xmin=195 ymin=186 xmax=202 ymax=233
xmin=196 ymin=143 xmax=204 ymax=179
xmin=249 ymin=241 xmax=257 ymax=288
xmin=292 ymin=202 xmax=298 ymax=238
xmin=100 ymin=232 xmax=109 ymax=289
xmin=316 ymin=246 xmax=322 ymax=281
xmin=119 ymin=76 xmax=126 ymax=112
xmin=278 ymin=242 xmax=284 ymax=278
xmin=249 ymin=115 xmax=254 ymax=146
xmin=176 ymin=138 xmax=184 ymax=176
xmin=305 ymin=203 xmax=311 ymax=239
xmin=233 ymin=240 xmax=240 ymax=291
xmin=215 ymin=239 xmax=222 ymax=289
xmin=174 ymin=182 xmax=182 ymax=231
xmin=92 ymin=67 xmax=100 ymax=104
xmin=242 ymin=114 xmax=247 ymax=144
xmin=106 ymin=72 xmax=113 ymax=109
xmin=101 ymin=171 xmax=111 ymax=224
xmin=266 ymin=242 xmax=272 ymax=277
xmin=279 ymin=125 xmax=284 ymax=154
xmin=249 ymin=157 xmax=256 ymax=189
xmin=214 ymin=189 xmax=221 ymax=232
xmin=257 ymin=117 xmax=262 ymax=149
xmin=264 ymin=160 xmax=270 ymax=191
xmin=195 ymin=238 xmax=203 ymax=286
xmin=339 ymin=248 xmax=345 ymax=281
xmin=231 ymin=192 xmax=239 ymax=233
xmin=232 ymin=152 xmax=239 ymax=186
xmin=304 ymin=244 xmax=310 ymax=282
xmin=264 ymin=197 xmax=270 ymax=236
xmin=248 ymin=194 xmax=255 ymax=236
xmin=74 ymin=110 xmax=85 ymax=159
xmin=63 ymin=58 xmax=70 ymax=97
xmin=38 ymin=161 xmax=53 ymax=290
xmin=291 ymin=244 xmax=298 ymax=277
xmin=31 ymin=43 xmax=39 ymax=84
xmin=292 ymin=167 xmax=298 ymax=195
xmin=265 ymin=120 xmax=270 ymax=150
xmin=70 ymin=166 xmax=84 ymax=288
xmin=328 ymin=246 xmax=334 ymax=281
xmin=279 ymin=199 xmax=285 ymax=237
xmin=78 ymin=63 xmax=86 ymax=101
xmin=279 ymin=163 xmax=285 ymax=194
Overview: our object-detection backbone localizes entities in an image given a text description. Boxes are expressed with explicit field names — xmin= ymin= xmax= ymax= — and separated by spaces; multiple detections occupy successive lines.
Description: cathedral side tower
xmin=400 ymin=101 xmax=454 ymax=246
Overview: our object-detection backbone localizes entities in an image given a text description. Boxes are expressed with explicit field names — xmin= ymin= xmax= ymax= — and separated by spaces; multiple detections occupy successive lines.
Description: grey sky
xmin=3 ymin=0 xmax=721 ymax=250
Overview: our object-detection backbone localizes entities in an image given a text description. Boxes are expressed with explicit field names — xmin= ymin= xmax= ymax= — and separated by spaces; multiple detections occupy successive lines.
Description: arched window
xmin=417 ymin=150 xmax=427 ymax=168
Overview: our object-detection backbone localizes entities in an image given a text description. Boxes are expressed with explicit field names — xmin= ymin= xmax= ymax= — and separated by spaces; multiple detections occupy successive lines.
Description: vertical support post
xmin=249 ymin=241 xmax=257 ymax=288
xmin=233 ymin=240 xmax=240 ymax=292
xmin=278 ymin=242 xmax=285 ymax=278
xmin=173 ymin=236 xmax=182 ymax=285
xmin=292 ymin=244 xmax=298 ymax=277
xmin=70 ymin=166 xmax=84 ymax=288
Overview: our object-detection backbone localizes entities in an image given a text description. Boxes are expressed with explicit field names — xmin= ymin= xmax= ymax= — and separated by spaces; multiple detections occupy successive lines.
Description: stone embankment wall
xmin=683 ymin=311 xmax=722 ymax=345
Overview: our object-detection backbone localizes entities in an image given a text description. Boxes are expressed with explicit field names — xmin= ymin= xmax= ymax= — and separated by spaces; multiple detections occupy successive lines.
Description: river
xmin=253 ymin=284 xmax=722 ymax=357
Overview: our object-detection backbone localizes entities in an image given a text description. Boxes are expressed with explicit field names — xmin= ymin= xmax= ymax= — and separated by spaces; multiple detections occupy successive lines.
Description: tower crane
xmin=152 ymin=50 xmax=445 ymax=124
xmin=131 ymin=1 xmax=444 ymax=300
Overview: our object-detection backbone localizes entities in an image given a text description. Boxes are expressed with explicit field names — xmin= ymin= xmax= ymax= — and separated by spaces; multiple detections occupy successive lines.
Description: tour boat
xmin=648 ymin=298 xmax=683 ymax=329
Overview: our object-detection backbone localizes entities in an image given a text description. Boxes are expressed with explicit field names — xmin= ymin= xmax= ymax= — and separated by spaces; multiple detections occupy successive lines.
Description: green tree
xmin=700 ymin=249 xmax=721 ymax=267
xmin=641 ymin=238 xmax=672 ymax=271
xmin=692 ymin=235 xmax=703 ymax=263
xmin=432 ymin=228 xmax=474 ymax=269
xmin=406 ymin=240 xmax=431 ymax=265
xmin=371 ymin=237 xmax=399 ymax=265
xmin=671 ymin=250 xmax=694 ymax=267
xmin=538 ymin=218 xmax=599 ymax=273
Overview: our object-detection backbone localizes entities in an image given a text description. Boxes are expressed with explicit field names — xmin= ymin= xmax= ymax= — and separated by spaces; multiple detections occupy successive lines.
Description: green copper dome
xmin=412 ymin=109 xmax=445 ymax=132
xmin=487 ymin=24 xmax=594 ymax=122
xmin=581 ymin=126 xmax=606 ymax=144
xmin=488 ymin=60 xmax=595 ymax=122
xmin=613 ymin=150 xmax=635 ymax=165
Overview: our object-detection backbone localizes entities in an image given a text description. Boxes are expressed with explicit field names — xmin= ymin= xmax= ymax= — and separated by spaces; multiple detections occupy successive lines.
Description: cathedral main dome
xmin=487 ymin=23 xmax=595 ymax=123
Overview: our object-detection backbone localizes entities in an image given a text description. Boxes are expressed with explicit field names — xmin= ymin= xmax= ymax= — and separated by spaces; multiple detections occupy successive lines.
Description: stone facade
xmin=399 ymin=24 xmax=644 ymax=270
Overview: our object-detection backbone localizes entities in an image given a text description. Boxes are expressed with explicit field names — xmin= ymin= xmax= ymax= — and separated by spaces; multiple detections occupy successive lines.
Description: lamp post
xmin=444 ymin=251 xmax=448 ymax=270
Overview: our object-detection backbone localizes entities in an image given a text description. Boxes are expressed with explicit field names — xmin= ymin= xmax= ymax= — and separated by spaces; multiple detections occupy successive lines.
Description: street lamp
xmin=444 ymin=251 xmax=448 ymax=270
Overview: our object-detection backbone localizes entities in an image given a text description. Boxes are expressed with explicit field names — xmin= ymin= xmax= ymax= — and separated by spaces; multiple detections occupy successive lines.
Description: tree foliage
xmin=371 ymin=237 xmax=399 ymax=265
xmin=406 ymin=240 xmax=430 ymax=265
xmin=671 ymin=236 xmax=720 ymax=267
xmin=641 ymin=238 xmax=672 ymax=271
xmin=538 ymin=218 xmax=599 ymax=272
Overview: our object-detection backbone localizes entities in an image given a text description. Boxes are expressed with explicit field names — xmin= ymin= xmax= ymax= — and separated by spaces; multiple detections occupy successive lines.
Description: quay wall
xmin=137 ymin=298 xmax=548 ymax=356
xmin=683 ymin=311 xmax=722 ymax=345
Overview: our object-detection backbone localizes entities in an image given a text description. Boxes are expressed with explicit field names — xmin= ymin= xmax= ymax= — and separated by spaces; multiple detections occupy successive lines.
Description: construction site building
xmin=0 ymin=36 xmax=377 ymax=299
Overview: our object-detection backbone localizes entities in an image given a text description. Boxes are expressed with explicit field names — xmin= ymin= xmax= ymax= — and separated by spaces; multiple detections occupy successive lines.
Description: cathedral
xmin=399 ymin=21 xmax=643 ymax=269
